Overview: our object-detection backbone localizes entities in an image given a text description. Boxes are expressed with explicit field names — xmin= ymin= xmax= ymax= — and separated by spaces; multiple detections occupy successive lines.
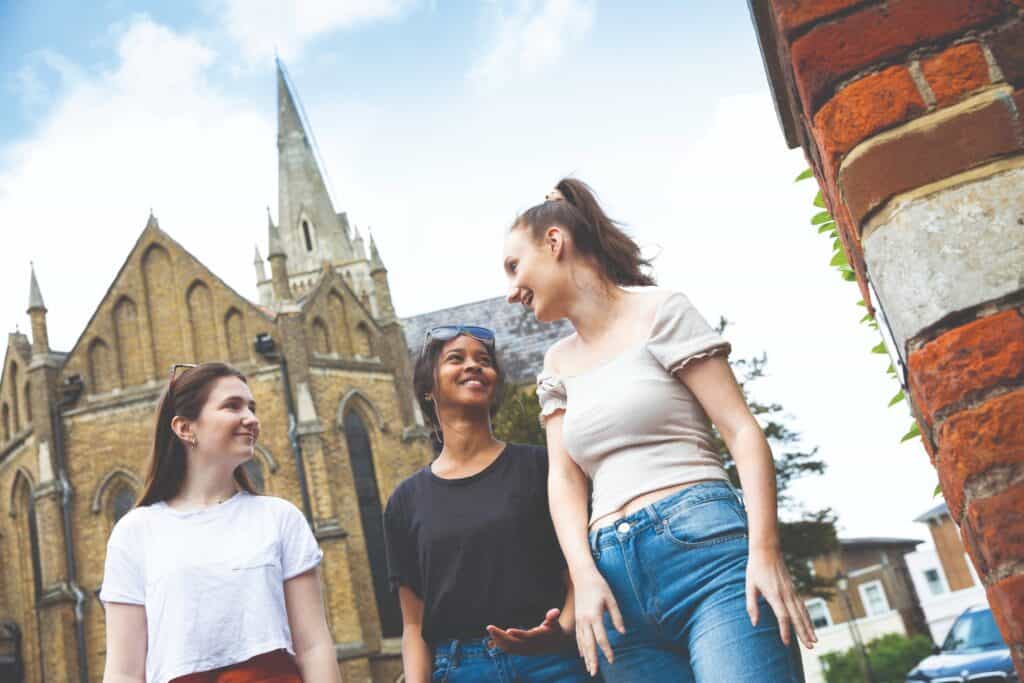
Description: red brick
xmin=909 ymin=310 xmax=1024 ymax=423
xmin=962 ymin=481 xmax=1024 ymax=576
xmin=813 ymin=65 xmax=925 ymax=169
xmin=936 ymin=389 xmax=1024 ymax=521
xmin=987 ymin=574 xmax=1024 ymax=645
xmin=769 ymin=0 xmax=870 ymax=38
xmin=989 ymin=20 xmax=1024 ymax=87
xmin=921 ymin=42 xmax=992 ymax=107
xmin=838 ymin=93 xmax=1022 ymax=226
xmin=790 ymin=0 xmax=1005 ymax=113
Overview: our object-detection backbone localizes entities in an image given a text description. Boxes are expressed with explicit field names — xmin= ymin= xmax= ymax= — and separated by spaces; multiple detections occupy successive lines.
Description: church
xmin=0 ymin=63 xmax=437 ymax=683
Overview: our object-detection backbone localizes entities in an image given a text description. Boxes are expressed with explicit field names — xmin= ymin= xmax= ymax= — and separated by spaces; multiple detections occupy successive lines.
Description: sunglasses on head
xmin=426 ymin=325 xmax=496 ymax=347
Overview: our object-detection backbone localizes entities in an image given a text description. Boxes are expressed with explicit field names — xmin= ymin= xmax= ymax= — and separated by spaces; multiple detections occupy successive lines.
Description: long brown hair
xmin=513 ymin=177 xmax=656 ymax=287
xmin=137 ymin=362 xmax=257 ymax=506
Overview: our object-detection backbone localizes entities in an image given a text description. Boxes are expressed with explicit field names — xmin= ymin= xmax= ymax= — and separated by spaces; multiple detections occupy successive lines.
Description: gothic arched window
xmin=243 ymin=458 xmax=265 ymax=493
xmin=111 ymin=486 xmax=135 ymax=523
xmin=343 ymin=410 xmax=401 ymax=637
xmin=302 ymin=220 xmax=314 ymax=252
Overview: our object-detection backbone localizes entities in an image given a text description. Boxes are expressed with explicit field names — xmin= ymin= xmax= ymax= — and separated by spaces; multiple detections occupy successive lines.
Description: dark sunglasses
xmin=169 ymin=363 xmax=197 ymax=385
xmin=426 ymin=325 xmax=496 ymax=347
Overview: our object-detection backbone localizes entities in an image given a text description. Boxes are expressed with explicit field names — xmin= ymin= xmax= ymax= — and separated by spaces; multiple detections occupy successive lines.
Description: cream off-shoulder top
xmin=537 ymin=291 xmax=733 ymax=524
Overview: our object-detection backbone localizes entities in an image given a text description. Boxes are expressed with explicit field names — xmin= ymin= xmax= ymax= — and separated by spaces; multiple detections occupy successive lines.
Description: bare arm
xmin=677 ymin=356 xmax=816 ymax=649
xmin=285 ymin=568 xmax=344 ymax=682
xmin=398 ymin=585 xmax=432 ymax=683
xmin=102 ymin=603 xmax=147 ymax=683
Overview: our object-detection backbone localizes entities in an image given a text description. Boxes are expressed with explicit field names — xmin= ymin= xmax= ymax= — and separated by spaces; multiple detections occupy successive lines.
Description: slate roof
xmin=402 ymin=296 xmax=574 ymax=385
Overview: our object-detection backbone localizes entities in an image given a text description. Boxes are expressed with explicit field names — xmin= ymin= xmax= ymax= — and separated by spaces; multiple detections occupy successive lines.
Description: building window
xmin=112 ymin=486 xmax=136 ymax=523
xmin=302 ymin=220 xmax=314 ymax=251
xmin=923 ymin=568 xmax=946 ymax=596
xmin=343 ymin=410 xmax=401 ymax=638
xmin=805 ymin=598 xmax=832 ymax=629
xmin=859 ymin=580 xmax=890 ymax=617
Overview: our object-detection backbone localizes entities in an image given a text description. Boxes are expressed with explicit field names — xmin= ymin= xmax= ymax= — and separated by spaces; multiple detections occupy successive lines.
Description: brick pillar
xmin=753 ymin=0 xmax=1024 ymax=672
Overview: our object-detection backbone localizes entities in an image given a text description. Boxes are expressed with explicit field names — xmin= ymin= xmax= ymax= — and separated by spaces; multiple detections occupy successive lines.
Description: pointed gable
xmin=298 ymin=268 xmax=382 ymax=360
xmin=61 ymin=217 xmax=274 ymax=397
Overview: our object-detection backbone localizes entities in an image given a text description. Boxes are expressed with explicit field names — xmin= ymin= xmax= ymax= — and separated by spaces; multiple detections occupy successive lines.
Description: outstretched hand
xmin=486 ymin=608 xmax=572 ymax=655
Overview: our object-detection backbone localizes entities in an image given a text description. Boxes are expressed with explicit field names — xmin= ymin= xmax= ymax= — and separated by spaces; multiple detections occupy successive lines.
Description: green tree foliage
xmin=493 ymin=322 xmax=839 ymax=596
xmin=821 ymin=633 xmax=933 ymax=683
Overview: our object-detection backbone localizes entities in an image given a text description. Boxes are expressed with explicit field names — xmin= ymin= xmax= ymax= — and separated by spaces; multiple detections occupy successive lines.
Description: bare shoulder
xmin=543 ymin=334 xmax=579 ymax=375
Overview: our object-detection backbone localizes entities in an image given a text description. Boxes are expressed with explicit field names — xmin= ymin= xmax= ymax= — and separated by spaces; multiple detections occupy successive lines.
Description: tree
xmin=821 ymin=633 xmax=933 ymax=683
xmin=492 ymin=319 xmax=839 ymax=596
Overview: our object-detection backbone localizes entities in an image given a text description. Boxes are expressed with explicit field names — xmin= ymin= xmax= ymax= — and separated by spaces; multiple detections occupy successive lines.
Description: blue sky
xmin=1 ymin=1 xmax=942 ymax=542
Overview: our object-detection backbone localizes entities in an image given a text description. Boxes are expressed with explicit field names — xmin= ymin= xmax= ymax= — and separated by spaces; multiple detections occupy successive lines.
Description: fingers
xmin=606 ymin=594 xmax=626 ymax=635
xmin=746 ymin=582 xmax=760 ymax=626
xmin=786 ymin=592 xmax=817 ymax=649
xmin=592 ymin=617 xmax=615 ymax=668
xmin=544 ymin=608 xmax=561 ymax=626
xmin=576 ymin=623 xmax=598 ymax=677
xmin=766 ymin=594 xmax=792 ymax=647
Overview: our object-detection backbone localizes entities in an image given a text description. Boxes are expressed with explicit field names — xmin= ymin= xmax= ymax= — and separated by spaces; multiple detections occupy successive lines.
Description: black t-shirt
xmin=383 ymin=443 xmax=567 ymax=645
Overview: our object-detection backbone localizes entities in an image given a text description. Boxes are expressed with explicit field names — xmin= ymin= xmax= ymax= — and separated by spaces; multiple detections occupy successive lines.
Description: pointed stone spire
xmin=352 ymin=224 xmax=367 ymax=260
xmin=267 ymin=216 xmax=285 ymax=257
xmin=254 ymin=244 xmax=263 ymax=264
xmin=28 ymin=262 xmax=45 ymax=312
xmin=369 ymin=232 xmax=384 ymax=271
xmin=253 ymin=243 xmax=267 ymax=283
xmin=146 ymin=209 xmax=159 ymax=230
xmin=27 ymin=263 xmax=49 ymax=354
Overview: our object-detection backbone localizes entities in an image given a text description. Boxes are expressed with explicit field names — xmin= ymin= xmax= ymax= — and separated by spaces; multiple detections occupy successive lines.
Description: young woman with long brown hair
xmin=501 ymin=179 xmax=817 ymax=681
xmin=100 ymin=362 xmax=342 ymax=683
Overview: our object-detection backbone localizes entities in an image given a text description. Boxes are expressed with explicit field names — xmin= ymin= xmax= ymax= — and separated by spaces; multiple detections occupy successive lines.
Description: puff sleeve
xmin=536 ymin=372 xmax=568 ymax=424
xmin=646 ymin=292 xmax=731 ymax=374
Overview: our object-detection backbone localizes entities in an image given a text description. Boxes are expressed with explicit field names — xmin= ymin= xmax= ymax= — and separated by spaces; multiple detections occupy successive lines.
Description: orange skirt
xmin=170 ymin=649 xmax=301 ymax=683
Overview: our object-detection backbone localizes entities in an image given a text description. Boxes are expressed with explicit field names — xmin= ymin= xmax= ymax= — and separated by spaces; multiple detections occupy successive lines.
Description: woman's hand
xmin=573 ymin=567 xmax=625 ymax=677
xmin=746 ymin=546 xmax=817 ymax=650
xmin=486 ymin=608 xmax=572 ymax=655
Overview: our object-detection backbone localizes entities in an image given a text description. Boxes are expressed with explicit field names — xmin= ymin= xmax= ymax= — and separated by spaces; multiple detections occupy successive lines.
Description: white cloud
xmin=0 ymin=15 xmax=274 ymax=353
xmin=214 ymin=0 xmax=417 ymax=65
xmin=470 ymin=0 xmax=594 ymax=90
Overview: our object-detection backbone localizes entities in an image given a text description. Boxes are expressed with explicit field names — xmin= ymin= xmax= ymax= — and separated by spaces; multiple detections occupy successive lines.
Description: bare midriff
xmin=589 ymin=478 xmax=720 ymax=532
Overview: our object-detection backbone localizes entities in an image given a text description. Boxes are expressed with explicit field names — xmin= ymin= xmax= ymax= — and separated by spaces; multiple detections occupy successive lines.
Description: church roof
xmin=402 ymin=297 xmax=573 ymax=385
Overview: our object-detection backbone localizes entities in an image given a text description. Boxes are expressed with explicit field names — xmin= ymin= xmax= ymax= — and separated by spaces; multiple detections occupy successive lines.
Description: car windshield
xmin=942 ymin=609 xmax=1007 ymax=653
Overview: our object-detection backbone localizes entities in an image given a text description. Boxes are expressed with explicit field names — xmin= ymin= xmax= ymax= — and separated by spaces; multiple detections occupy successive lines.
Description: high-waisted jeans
xmin=588 ymin=481 xmax=802 ymax=682
xmin=431 ymin=635 xmax=592 ymax=682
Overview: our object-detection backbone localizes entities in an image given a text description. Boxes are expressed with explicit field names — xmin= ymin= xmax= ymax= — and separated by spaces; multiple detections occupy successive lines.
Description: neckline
xmin=560 ymin=292 xmax=674 ymax=381
xmin=156 ymin=489 xmax=247 ymax=518
xmin=427 ymin=443 xmax=510 ymax=485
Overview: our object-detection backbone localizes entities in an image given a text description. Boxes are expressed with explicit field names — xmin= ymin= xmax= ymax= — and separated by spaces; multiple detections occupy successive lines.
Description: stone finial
xmin=27 ymin=262 xmax=46 ymax=312
xmin=268 ymin=219 xmax=285 ymax=258
xmin=254 ymin=244 xmax=263 ymax=264
xmin=146 ymin=210 xmax=159 ymax=230
xmin=369 ymin=232 xmax=384 ymax=269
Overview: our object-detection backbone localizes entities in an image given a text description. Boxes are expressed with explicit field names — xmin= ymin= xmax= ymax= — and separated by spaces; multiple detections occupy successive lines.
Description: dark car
xmin=906 ymin=605 xmax=1017 ymax=682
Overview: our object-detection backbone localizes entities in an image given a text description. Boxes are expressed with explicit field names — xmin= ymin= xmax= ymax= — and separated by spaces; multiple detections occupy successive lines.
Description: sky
xmin=0 ymin=1 xmax=941 ymax=543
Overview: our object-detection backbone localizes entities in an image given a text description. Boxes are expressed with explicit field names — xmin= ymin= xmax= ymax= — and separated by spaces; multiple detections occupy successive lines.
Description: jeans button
xmin=617 ymin=522 xmax=630 ymax=534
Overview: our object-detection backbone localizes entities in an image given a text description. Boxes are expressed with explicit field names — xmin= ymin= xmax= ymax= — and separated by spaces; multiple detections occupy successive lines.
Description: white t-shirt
xmin=100 ymin=491 xmax=323 ymax=683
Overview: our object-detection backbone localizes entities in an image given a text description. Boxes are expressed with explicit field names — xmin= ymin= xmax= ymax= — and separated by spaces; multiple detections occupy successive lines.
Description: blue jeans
xmin=588 ymin=481 xmax=802 ymax=682
xmin=431 ymin=636 xmax=591 ymax=682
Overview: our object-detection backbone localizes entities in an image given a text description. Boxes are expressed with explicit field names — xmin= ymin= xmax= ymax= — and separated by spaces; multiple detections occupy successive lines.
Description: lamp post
xmin=836 ymin=572 xmax=876 ymax=683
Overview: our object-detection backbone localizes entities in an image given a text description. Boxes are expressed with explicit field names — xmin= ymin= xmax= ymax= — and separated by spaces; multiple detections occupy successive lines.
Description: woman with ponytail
xmin=100 ymin=362 xmax=342 ymax=683
xmin=502 ymin=179 xmax=816 ymax=681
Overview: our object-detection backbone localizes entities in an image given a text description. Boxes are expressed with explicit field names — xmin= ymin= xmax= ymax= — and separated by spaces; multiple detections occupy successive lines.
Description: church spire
xmin=27 ymin=263 xmax=50 ymax=355
xmin=369 ymin=232 xmax=384 ymax=271
xmin=28 ymin=262 xmax=46 ymax=312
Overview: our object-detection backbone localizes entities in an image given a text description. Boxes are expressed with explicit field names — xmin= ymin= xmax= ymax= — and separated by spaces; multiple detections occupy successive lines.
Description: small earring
xmin=423 ymin=394 xmax=433 ymax=401
xmin=190 ymin=436 xmax=198 ymax=448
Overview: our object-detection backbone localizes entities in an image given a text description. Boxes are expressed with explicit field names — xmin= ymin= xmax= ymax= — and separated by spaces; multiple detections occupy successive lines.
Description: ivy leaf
xmin=813 ymin=191 xmax=826 ymax=208
xmin=886 ymin=363 xmax=897 ymax=377
xmin=934 ymin=482 xmax=942 ymax=497
xmin=811 ymin=211 xmax=832 ymax=225
xmin=888 ymin=389 xmax=905 ymax=407
xmin=830 ymin=251 xmax=849 ymax=267
xmin=860 ymin=312 xmax=875 ymax=324
xmin=817 ymin=222 xmax=836 ymax=234
xmin=795 ymin=168 xmax=814 ymax=182
xmin=871 ymin=341 xmax=888 ymax=354
xmin=856 ymin=300 xmax=867 ymax=308
xmin=901 ymin=422 xmax=921 ymax=443
xmin=842 ymin=270 xmax=857 ymax=282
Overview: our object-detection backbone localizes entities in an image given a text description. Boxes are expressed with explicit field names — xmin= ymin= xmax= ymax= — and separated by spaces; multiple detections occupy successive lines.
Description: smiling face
xmin=503 ymin=224 xmax=572 ymax=322
xmin=186 ymin=375 xmax=260 ymax=467
xmin=432 ymin=335 xmax=499 ymax=415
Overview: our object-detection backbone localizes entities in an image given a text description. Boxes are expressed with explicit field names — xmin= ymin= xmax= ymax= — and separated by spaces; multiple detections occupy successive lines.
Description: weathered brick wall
xmin=759 ymin=0 xmax=1024 ymax=671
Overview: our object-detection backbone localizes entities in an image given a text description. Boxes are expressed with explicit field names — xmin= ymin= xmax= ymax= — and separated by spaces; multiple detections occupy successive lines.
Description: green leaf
xmin=832 ymin=237 xmax=842 ymax=251
xmin=830 ymin=251 xmax=849 ymax=267
xmin=813 ymin=191 xmax=826 ymax=208
xmin=871 ymin=341 xmax=888 ymax=354
xmin=888 ymin=389 xmax=905 ymax=407
xmin=811 ymin=211 xmax=832 ymax=225
xmin=842 ymin=270 xmax=857 ymax=282
xmin=901 ymin=422 xmax=921 ymax=443
xmin=934 ymin=482 xmax=942 ymax=497
xmin=860 ymin=312 xmax=875 ymax=324
xmin=795 ymin=168 xmax=814 ymax=182
xmin=856 ymin=300 xmax=866 ymax=308
xmin=817 ymin=222 xmax=836 ymax=234
xmin=886 ymin=362 xmax=896 ymax=376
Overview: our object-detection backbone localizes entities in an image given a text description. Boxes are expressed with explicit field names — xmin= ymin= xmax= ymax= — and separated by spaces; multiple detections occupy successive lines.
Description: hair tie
xmin=545 ymin=188 xmax=565 ymax=202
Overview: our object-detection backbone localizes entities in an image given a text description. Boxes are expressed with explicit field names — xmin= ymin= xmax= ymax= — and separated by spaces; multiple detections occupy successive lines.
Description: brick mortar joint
xmin=906 ymin=293 xmax=1024 ymax=353
xmin=964 ymin=460 xmax=1024 ymax=529
xmin=928 ymin=380 xmax=1024 ymax=427
xmin=986 ymin=558 xmax=1024 ymax=587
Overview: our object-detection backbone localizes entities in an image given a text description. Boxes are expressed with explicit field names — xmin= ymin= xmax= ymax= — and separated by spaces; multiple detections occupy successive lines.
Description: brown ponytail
xmin=137 ymin=362 xmax=257 ymax=507
xmin=513 ymin=177 xmax=655 ymax=287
